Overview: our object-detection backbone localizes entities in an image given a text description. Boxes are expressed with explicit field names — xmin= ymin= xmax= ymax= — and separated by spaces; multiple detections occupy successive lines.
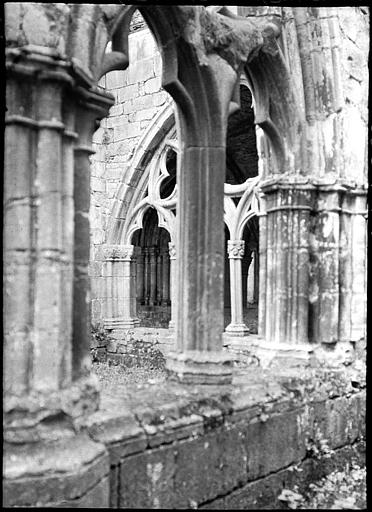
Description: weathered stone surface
xmin=200 ymin=442 xmax=365 ymax=509
xmin=4 ymin=4 xmax=368 ymax=508
xmin=55 ymin=475 xmax=110 ymax=508
xmin=119 ymin=445 xmax=177 ymax=509
xmin=83 ymin=366 xmax=366 ymax=509
xmin=244 ymin=410 xmax=307 ymax=480
xmin=85 ymin=410 xmax=147 ymax=464
xmin=3 ymin=435 xmax=109 ymax=507
xmin=174 ymin=427 xmax=248 ymax=506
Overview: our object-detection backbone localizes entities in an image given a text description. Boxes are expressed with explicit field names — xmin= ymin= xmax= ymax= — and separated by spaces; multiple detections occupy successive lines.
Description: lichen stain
xmin=146 ymin=461 xmax=163 ymax=508
xmin=309 ymin=282 xmax=319 ymax=304
xmin=322 ymin=216 xmax=335 ymax=240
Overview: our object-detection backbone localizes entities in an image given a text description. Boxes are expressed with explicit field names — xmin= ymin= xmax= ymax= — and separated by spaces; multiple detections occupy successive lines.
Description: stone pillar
xmin=253 ymin=249 xmax=259 ymax=303
xmin=4 ymin=77 xmax=71 ymax=399
xmin=311 ymin=185 xmax=367 ymax=362
xmin=258 ymin=207 xmax=268 ymax=339
xmin=241 ymin=256 xmax=250 ymax=309
xmin=149 ymin=247 xmax=157 ymax=306
xmin=166 ymin=142 xmax=235 ymax=383
xmin=225 ymin=241 xmax=250 ymax=336
xmin=161 ymin=250 xmax=171 ymax=306
xmin=4 ymin=30 xmax=114 ymax=506
xmin=348 ymin=192 xmax=367 ymax=342
xmin=72 ymin=106 xmax=98 ymax=380
xmin=168 ymin=242 xmax=177 ymax=330
xmin=136 ymin=248 xmax=144 ymax=304
xmin=103 ymin=245 xmax=140 ymax=330
xmin=257 ymin=181 xmax=314 ymax=365
xmin=4 ymin=47 xmax=114 ymax=432
xmin=247 ymin=252 xmax=255 ymax=305
xmin=157 ymin=6 xmax=269 ymax=383
xmin=143 ymin=247 xmax=150 ymax=305
xmin=156 ymin=252 xmax=163 ymax=304
xmin=309 ymin=187 xmax=340 ymax=347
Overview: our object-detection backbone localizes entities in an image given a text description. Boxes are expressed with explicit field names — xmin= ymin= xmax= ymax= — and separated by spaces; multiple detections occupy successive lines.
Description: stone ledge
xmin=84 ymin=364 xmax=365 ymax=464
xmin=84 ymin=410 xmax=147 ymax=464
xmin=3 ymin=365 xmax=365 ymax=508
xmin=3 ymin=433 xmax=109 ymax=507
xmin=199 ymin=442 xmax=365 ymax=509
xmin=4 ymin=374 xmax=101 ymax=444
xmin=166 ymin=350 xmax=234 ymax=385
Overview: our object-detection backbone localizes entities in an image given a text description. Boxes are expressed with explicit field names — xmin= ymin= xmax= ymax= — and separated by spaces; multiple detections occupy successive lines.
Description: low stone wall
xmin=4 ymin=364 xmax=365 ymax=508
xmin=84 ymin=366 xmax=364 ymax=509
xmin=90 ymin=326 xmax=172 ymax=365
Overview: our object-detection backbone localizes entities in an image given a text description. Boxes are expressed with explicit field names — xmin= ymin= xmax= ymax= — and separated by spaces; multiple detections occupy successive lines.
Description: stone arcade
xmin=4 ymin=4 xmax=367 ymax=508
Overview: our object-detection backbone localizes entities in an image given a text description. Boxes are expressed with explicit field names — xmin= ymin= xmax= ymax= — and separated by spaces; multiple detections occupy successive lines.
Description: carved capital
xmin=103 ymin=244 xmax=135 ymax=261
xmin=168 ymin=242 xmax=177 ymax=259
xmin=227 ymin=240 xmax=245 ymax=259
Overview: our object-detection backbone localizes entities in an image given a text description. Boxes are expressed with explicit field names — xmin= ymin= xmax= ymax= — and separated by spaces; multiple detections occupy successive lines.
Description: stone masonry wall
xmin=82 ymin=366 xmax=365 ymax=509
xmin=4 ymin=365 xmax=365 ymax=507
xmin=90 ymin=12 xmax=172 ymax=324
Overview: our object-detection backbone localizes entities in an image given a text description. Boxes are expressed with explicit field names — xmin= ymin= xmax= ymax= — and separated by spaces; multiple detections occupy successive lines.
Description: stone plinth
xmin=3 ymin=434 xmax=109 ymax=507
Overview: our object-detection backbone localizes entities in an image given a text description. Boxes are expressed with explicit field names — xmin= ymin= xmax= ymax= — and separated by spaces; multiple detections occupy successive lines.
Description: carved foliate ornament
xmin=227 ymin=240 xmax=245 ymax=259
xmin=103 ymin=244 xmax=135 ymax=261
xmin=168 ymin=242 xmax=177 ymax=259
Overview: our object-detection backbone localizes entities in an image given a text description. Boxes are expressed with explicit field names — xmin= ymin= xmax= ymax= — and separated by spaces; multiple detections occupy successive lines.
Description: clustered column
xmin=73 ymin=105 xmax=100 ymax=379
xmin=149 ymin=247 xmax=157 ymax=306
xmin=257 ymin=181 xmax=314 ymax=364
xmin=136 ymin=246 xmax=171 ymax=307
xmin=308 ymin=187 xmax=340 ymax=345
xmin=247 ymin=251 xmax=256 ymax=305
xmin=162 ymin=248 xmax=171 ymax=306
xmin=225 ymin=240 xmax=249 ymax=336
xmin=168 ymin=242 xmax=177 ymax=331
xmin=309 ymin=184 xmax=367 ymax=353
xmin=4 ymin=48 xmax=115 ymax=441
xmin=136 ymin=247 xmax=144 ymax=303
xmin=103 ymin=245 xmax=139 ymax=330
xmin=4 ymin=41 xmax=116 ymax=509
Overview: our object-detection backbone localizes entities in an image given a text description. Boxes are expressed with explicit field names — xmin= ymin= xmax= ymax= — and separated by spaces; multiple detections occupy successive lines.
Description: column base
xmin=168 ymin=320 xmax=175 ymax=331
xmin=225 ymin=323 xmax=250 ymax=337
xmin=166 ymin=350 xmax=234 ymax=384
xmin=3 ymin=433 xmax=109 ymax=507
xmin=313 ymin=341 xmax=356 ymax=368
xmin=4 ymin=374 xmax=100 ymax=444
xmin=255 ymin=340 xmax=317 ymax=369
xmin=104 ymin=317 xmax=140 ymax=330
